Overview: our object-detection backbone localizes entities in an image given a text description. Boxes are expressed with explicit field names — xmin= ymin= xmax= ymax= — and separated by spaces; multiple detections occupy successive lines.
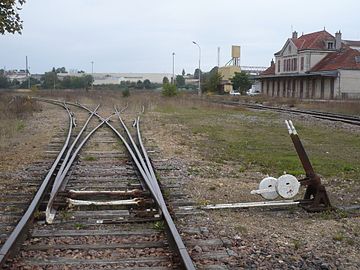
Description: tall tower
xmin=231 ymin=45 xmax=240 ymax=66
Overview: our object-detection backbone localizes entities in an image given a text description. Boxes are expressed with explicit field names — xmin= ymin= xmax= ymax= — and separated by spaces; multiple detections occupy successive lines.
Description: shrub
xmin=162 ymin=83 xmax=177 ymax=97
xmin=122 ymin=88 xmax=130 ymax=97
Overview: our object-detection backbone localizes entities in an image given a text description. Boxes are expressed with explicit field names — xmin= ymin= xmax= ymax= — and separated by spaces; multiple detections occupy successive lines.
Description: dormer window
xmin=327 ymin=42 xmax=334 ymax=49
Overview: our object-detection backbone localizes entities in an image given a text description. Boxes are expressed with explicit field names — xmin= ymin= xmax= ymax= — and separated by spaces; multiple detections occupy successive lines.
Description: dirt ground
xmin=142 ymin=98 xmax=360 ymax=269
xmin=0 ymin=91 xmax=359 ymax=269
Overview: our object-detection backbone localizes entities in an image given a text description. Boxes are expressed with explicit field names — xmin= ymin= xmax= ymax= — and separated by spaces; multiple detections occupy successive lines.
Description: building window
xmin=294 ymin=58 xmax=297 ymax=71
xmin=278 ymin=60 xmax=280 ymax=72
xmin=283 ymin=60 xmax=286 ymax=71
xmin=300 ymin=57 xmax=304 ymax=71
xmin=327 ymin=42 xmax=334 ymax=49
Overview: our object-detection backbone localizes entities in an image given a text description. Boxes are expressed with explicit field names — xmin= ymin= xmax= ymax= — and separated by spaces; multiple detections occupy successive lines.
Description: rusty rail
xmin=0 ymin=101 xmax=74 ymax=267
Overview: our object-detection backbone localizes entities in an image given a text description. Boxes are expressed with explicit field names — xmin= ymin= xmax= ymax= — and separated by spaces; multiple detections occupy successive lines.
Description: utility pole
xmin=26 ymin=56 xmax=30 ymax=89
xmin=192 ymin=41 xmax=201 ymax=96
xmin=172 ymin=52 xmax=175 ymax=85
xmin=217 ymin=47 xmax=220 ymax=67
xmin=91 ymin=61 xmax=94 ymax=90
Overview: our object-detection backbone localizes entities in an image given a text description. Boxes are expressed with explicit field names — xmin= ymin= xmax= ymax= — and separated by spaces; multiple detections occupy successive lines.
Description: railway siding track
xmin=1 ymin=99 xmax=202 ymax=269
xmin=213 ymin=99 xmax=360 ymax=126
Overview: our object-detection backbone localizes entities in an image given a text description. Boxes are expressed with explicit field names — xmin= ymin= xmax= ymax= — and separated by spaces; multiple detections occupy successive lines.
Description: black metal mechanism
xmin=285 ymin=120 xmax=332 ymax=212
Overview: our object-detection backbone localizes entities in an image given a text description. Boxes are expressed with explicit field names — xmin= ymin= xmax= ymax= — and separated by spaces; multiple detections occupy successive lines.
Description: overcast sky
xmin=1 ymin=0 xmax=360 ymax=74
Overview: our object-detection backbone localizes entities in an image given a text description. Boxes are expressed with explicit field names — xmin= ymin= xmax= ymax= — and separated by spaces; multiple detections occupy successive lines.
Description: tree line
xmin=0 ymin=68 xmax=93 ymax=89
xmin=162 ymin=67 xmax=252 ymax=95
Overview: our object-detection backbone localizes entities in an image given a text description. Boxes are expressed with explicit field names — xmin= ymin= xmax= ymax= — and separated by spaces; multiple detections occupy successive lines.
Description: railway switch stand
xmin=285 ymin=120 xmax=332 ymax=212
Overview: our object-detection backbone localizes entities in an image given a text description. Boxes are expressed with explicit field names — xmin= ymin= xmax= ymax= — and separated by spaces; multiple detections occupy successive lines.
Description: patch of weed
xmin=153 ymin=221 xmax=165 ymax=231
xmin=16 ymin=120 xmax=25 ymax=131
xmin=333 ymin=231 xmax=345 ymax=242
xmin=83 ymin=156 xmax=97 ymax=161
xmin=235 ymin=225 xmax=248 ymax=235
xmin=74 ymin=223 xmax=84 ymax=230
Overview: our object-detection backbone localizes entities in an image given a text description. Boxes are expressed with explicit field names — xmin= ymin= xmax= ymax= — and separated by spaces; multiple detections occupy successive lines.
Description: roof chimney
xmin=335 ymin=31 xmax=342 ymax=50
xmin=292 ymin=31 xmax=298 ymax=39
xmin=271 ymin=59 xmax=274 ymax=66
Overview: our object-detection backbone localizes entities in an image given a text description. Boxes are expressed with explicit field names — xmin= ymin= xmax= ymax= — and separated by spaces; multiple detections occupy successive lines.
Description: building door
xmin=330 ymin=78 xmax=335 ymax=99
xmin=306 ymin=79 xmax=310 ymax=98
xmin=292 ymin=80 xmax=296 ymax=98
xmin=277 ymin=81 xmax=280 ymax=97
xmin=311 ymin=80 xmax=316 ymax=98
xmin=287 ymin=80 xmax=291 ymax=97
xmin=300 ymin=80 xmax=304 ymax=99
xmin=320 ymin=78 xmax=325 ymax=99
xmin=272 ymin=80 xmax=275 ymax=97
xmin=283 ymin=80 xmax=286 ymax=97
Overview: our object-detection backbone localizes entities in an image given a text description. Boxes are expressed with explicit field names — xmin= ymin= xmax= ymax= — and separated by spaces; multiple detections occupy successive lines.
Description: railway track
xmin=0 ymin=99 xmax=196 ymax=269
xmin=213 ymin=100 xmax=360 ymax=126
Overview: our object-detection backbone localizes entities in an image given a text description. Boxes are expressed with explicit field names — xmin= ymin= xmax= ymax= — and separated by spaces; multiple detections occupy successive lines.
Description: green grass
xmin=16 ymin=120 xmax=25 ymax=131
xmin=155 ymin=103 xmax=360 ymax=179
xmin=153 ymin=221 xmax=165 ymax=231
xmin=83 ymin=156 xmax=97 ymax=161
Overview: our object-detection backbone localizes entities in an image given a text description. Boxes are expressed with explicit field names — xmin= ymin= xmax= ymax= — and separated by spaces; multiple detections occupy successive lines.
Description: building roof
xmin=260 ymin=63 xmax=275 ymax=76
xmin=343 ymin=40 xmax=360 ymax=48
xmin=292 ymin=30 xmax=335 ymax=50
xmin=311 ymin=46 xmax=360 ymax=72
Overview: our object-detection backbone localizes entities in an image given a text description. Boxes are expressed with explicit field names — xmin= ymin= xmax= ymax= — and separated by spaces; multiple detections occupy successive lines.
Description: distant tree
xmin=55 ymin=67 xmax=66 ymax=73
xmin=0 ymin=0 xmax=26 ymax=34
xmin=162 ymin=76 xmax=169 ymax=84
xmin=194 ymin=68 xmax=202 ymax=79
xmin=42 ymin=71 xmax=58 ymax=89
xmin=135 ymin=80 xmax=143 ymax=89
xmin=182 ymin=69 xmax=185 ymax=76
xmin=122 ymin=88 xmax=130 ymax=97
xmin=0 ymin=74 xmax=10 ymax=88
xmin=83 ymin=74 xmax=93 ymax=87
xmin=61 ymin=76 xmax=72 ymax=88
xmin=11 ymin=78 xmax=20 ymax=87
xmin=60 ymin=75 xmax=93 ymax=89
xmin=231 ymin=71 xmax=252 ymax=94
xmin=143 ymin=79 xmax=151 ymax=89
xmin=203 ymin=67 xmax=222 ymax=93
xmin=162 ymin=83 xmax=177 ymax=97
xmin=19 ymin=77 xmax=40 ymax=88
xmin=175 ymin=75 xmax=185 ymax=87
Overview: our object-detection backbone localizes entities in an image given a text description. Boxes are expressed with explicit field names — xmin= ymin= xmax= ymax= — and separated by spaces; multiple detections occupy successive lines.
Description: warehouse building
xmin=259 ymin=30 xmax=360 ymax=99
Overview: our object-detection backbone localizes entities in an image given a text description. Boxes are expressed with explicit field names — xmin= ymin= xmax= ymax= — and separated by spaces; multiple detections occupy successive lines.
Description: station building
xmin=259 ymin=30 xmax=360 ymax=99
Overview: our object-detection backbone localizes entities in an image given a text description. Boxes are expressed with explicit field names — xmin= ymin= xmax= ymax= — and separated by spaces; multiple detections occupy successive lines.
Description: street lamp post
xmin=192 ymin=41 xmax=201 ymax=96
xmin=91 ymin=61 xmax=94 ymax=90
xmin=172 ymin=52 xmax=175 ymax=85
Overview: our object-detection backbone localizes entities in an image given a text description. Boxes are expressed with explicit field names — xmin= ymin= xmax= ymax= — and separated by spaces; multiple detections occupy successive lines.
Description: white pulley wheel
xmin=276 ymin=174 xmax=300 ymax=199
xmin=258 ymin=177 xmax=278 ymax=200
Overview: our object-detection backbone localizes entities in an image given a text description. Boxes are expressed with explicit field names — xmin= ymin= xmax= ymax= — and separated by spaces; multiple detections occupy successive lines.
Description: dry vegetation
xmin=0 ymin=89 xmax=359 ymax=268
xmin=0 ymin=93 xmax=42 ymax=148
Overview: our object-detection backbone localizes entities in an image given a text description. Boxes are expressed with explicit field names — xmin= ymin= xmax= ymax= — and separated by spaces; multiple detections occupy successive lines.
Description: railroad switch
xmin=252 ymin=121 xmax=332 ymax=212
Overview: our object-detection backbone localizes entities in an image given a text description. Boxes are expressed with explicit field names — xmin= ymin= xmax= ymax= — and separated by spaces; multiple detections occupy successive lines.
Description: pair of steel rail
xmin=213 ymin=99 xmax=360 ymax=126
xmin=0 ymin=98 xmax=195 ymax=269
